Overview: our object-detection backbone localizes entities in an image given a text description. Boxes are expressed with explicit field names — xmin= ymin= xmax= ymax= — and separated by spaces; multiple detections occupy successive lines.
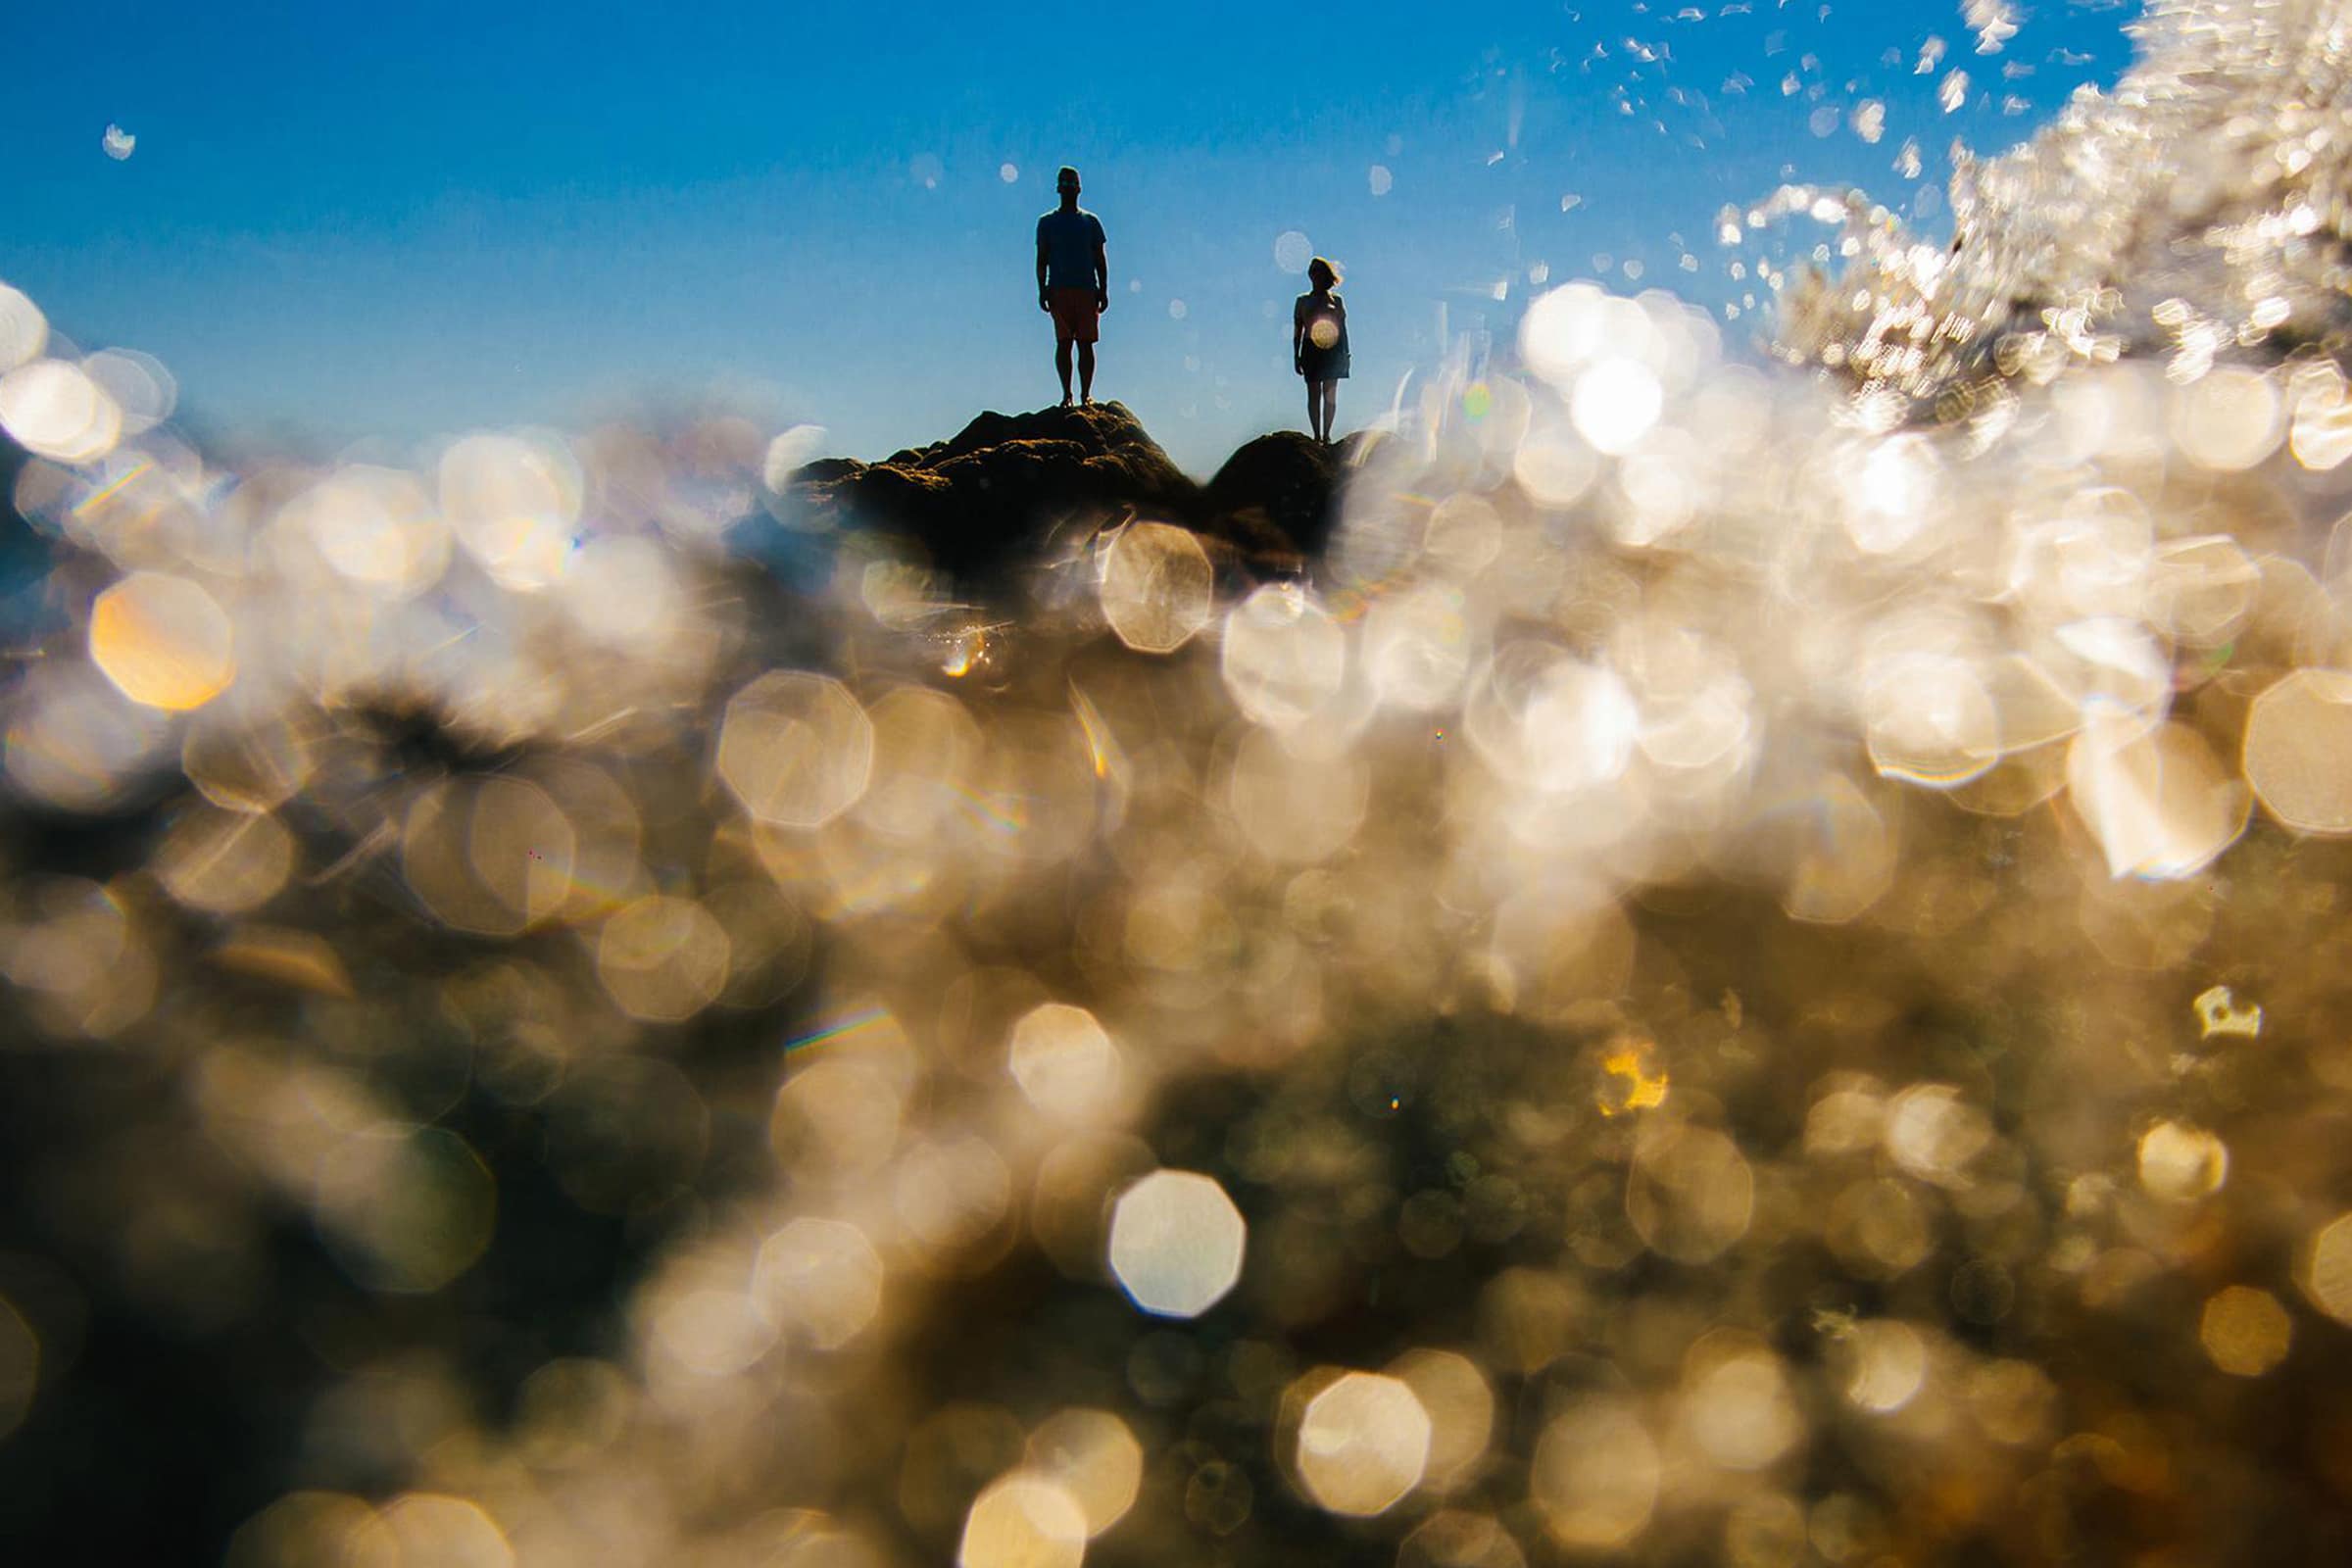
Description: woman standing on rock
xmin=1293 ymin=257 xmax=1349 ymax=444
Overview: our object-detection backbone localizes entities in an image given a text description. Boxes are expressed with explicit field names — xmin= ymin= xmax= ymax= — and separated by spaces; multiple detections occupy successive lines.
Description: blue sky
xmin=3 ymin=1 xmax=2140 ymax=476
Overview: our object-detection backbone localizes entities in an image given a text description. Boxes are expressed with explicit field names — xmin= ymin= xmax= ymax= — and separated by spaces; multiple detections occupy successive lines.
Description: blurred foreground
xmin=10 ymin=3 xmax=2352 ymax=1563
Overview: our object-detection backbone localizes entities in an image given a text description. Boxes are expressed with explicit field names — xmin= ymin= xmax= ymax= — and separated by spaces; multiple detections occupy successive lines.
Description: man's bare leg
xmin=1054 ymin=340 xmax=1074 ymax=407
xmin=1078 ymin=342 xmax=1096 ymax=406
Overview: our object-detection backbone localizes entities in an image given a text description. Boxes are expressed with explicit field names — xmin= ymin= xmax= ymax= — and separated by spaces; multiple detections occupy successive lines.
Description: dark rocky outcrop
xmin=1204 ymin=429 xmax=1365 ymax=564
xmin=787 ymin=403 xmax=1198 ymax=580
xmin=784 ymin=402 xmax=1362 ymax=582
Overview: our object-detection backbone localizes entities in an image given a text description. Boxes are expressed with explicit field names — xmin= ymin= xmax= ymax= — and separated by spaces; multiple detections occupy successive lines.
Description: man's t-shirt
xmin=1038 ymin=208 xmax=1106 ymax=290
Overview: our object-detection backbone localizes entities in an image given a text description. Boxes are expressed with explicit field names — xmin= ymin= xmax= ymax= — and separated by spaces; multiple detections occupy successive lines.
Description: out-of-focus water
xmin=8 ymin=2 xmax=2352 ymax=1563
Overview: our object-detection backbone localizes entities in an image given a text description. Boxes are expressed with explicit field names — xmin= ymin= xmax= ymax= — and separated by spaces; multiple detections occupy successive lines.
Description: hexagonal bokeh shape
xmin=1007 ymin=1003 xmax=1120 ymax=1121
xmin=2244 ymin=667 xmax=2352 ymax=835
xmin=1025 ymin=1407 xmax=1143 ymax=1537
xmin=958 ymin=1472 xmax=1087 ymax=1568
xmin=1106 ymin=1169 xmax=1246 ymax=1318
xmin=1296 ymin=1371 xmax=1433 ymax=1516
xmin=715 ymin=670 xmax=874 ymax=828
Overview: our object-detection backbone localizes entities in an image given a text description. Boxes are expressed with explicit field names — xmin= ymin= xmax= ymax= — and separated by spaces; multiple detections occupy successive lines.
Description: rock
xmin=785 ymin=403 xmax=1359 ymax=583
xmin=1203 ymin=430 xmax=1365 ymax=563
xmin=787 ymin=402 xmax=1202 ymax=580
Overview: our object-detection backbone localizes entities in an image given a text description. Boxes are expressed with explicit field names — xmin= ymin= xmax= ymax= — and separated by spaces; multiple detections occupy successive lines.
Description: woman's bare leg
xmin=1305 ymin=380 xmax=1323 ymax=440
xmin=1321 ymin=380 xmax=1339 ymax=443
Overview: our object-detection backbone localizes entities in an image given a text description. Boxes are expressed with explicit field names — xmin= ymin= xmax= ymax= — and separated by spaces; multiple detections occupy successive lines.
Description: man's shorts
xmin=1049 ymin=287 xmax=1101 ymax=344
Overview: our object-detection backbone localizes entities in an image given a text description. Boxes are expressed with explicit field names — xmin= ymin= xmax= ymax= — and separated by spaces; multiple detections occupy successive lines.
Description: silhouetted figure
xmin=1293 ymin=257 xmax=1348 ymax=443
xmin=1037 ymin=167 xmax=1109 ymax=407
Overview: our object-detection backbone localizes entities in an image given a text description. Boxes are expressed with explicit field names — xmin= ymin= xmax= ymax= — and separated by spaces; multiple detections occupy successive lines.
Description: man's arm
xmin=1093 ymin=237 xmax=1108 ymax=309
xmin=1037 ymin=229 xmax=1051 ymax=310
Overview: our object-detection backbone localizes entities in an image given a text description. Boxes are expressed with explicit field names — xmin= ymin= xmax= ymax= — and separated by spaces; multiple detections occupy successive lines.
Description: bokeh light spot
xmin=2244 ymin=667 xmax=2352 ymax=834
xmin=1099 ymin=521 xmax=1212 ymax=655
xmin=1008 ymin=1002 xmax=1121 ymax=1122
xmin=1400 ymin=1511 xmax=1525 ymax=1568
xmin=156 ymin=804 xmax=295 ymax=914
xmin=2137 ymin=1120 xmax=2228 ymax=1200
xmin=1026 ymin=1408 xmax=1143 ymax=1537
xmin=761 ymin=422 xmax=830 ymax=491
xmin=2290 ymin=369 xmax=2352 ymax=467
xmin=1107 ymin=1169 xmax=1246 ymax=1318
xmin=1295 ymin=1371 xmax=1431 ymax=1515
xmin=1227 ymin=725 xmax=1368 ymax=863
xmin=0 ymin=284 xmax=47 ymax=372
xmin=1532 ymin=1397 xmax=1658 ymax=1549
xmin=2200 ymin=1285 xmax=2292 ymax=1377
xmin=280 ymin=465 xmax=450 ymax=598
xmin=894 ymin=1135 xmax=1014 ymax=1261
xmin=754 ymin=1217 xmax=885 ymax=1348
xmin=2303 ymin=1213 xmax=2352 ymax=1325
xmin=1682 ymin=1340 xmax=1803 ymax=1470
xmin=2174 ymin=368 xmax=2281 ymax=470
xmin=379 ymin=1493 xmax=514 ymax=1568
xmin=1884 ymin=1083 xmax=1992 ymax=1188
xmin=1627 ymin=1120 xmax=1753 ymax=1262
xmin=1863 ymin=654 xmax=1997 ymax=787
xmin=313 ymin=1125 xmax=496 ymax=1295
xmin=0 ymin=358 xmax=122 ymax=463
xmin=181 ymin=702 xmax=317 ymax=813
xmin=90 ymin=572 xmax=236 ymax=711
xmin=81 ymin=348 xmax=175 ymax=434
xmin=649 ymin=1281 xmax=776 ymax=1377
xmin=1387 ymin=1348 xmax=1494 ymax=1491
xmin=1221 ymin=584 xmax=1348 ymax=730
xmin=958 ymin=1472 xmax=1088 ymax=1568
xmin=717 ymin=670 xmax=876 ymax=828
xmin=402 ymin=775 xmax=577 ymax=937
xmin=437 ymin=432 xmax=579 ymax=591
xmin=2066 ymin=717 xmax=2248 ymax=879
xmin=596 ymin=895 xmax=731 ymax=1023
xmin=223 ymin=1493 xmax=388 ymax=1568
xmin=1841 ymin=1319 xmax=1928 ymax=1413
xmin=1570 ymin=358 xmax=1662 ymax=454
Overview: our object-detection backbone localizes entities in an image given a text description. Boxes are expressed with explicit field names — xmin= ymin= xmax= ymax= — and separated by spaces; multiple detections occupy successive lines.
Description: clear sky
xmin=2 ymin=1 xmax=2141 ymax=477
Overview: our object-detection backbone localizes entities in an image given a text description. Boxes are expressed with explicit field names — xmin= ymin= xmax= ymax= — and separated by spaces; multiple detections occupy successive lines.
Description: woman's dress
xmin=1298 ymin=294 xmax=1350 ymax=381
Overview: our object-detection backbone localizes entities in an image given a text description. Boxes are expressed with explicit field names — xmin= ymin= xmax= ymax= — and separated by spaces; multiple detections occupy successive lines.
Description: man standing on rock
xmin=1037 ymin=167 xmax=1109 ymax=408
